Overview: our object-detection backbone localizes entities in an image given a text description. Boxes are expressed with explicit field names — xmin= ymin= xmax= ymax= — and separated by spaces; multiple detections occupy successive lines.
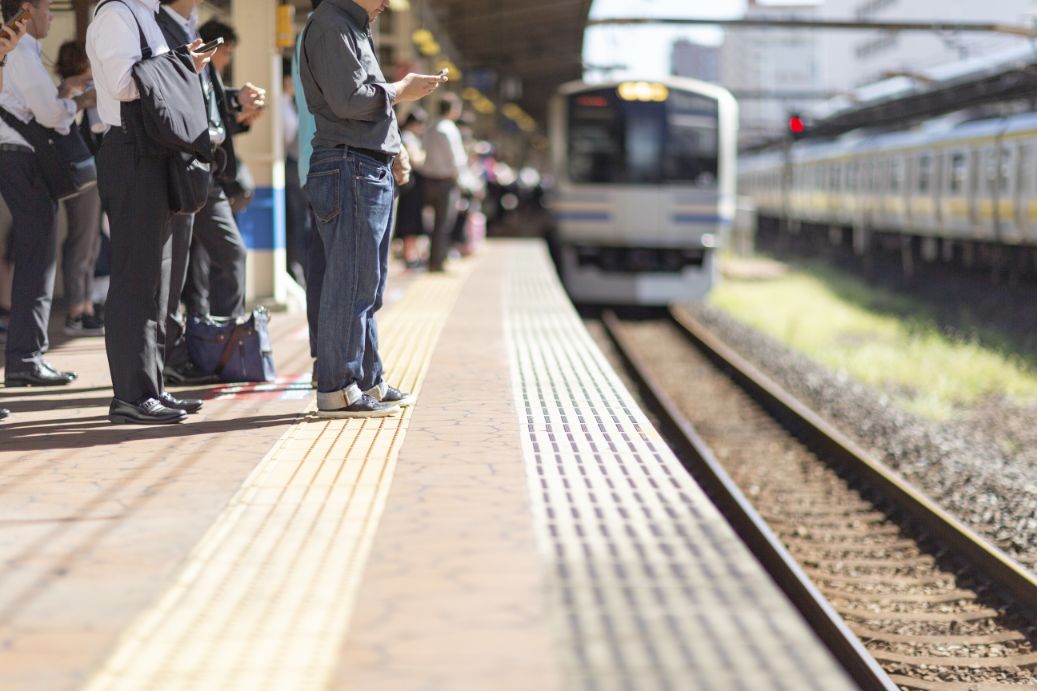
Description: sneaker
xmin=64 ymin=314 xmax=105 ymax=337
xmin=366 ymin=382 xmax=416 ymax=407
xmin=317 ymin=393 xmax=400 ymax=419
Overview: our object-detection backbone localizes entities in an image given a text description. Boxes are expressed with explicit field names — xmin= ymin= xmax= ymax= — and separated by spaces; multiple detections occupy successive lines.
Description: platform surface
xmin=0 ymin=240 xmax=855 ymax=691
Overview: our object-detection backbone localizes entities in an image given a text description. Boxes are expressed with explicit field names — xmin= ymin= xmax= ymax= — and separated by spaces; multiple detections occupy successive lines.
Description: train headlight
xmin=617 ymin=82 xmax=669 ymax=102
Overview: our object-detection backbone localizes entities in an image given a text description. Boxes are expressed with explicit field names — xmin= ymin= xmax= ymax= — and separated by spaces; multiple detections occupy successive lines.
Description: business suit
xmin=87 ymin=0 xmax=201 ymax=423
xmin=156 ymin=8 xmax=246 ymax=375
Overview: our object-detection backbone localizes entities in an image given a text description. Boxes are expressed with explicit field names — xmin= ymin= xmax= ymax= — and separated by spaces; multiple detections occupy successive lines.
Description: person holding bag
xmin=0 ymin=0 xmax=90 ymax=388
xmin=86 ymin=0 xmax=216 ymax=424
xmin=0 ymin=8 xmax=24 ymax=422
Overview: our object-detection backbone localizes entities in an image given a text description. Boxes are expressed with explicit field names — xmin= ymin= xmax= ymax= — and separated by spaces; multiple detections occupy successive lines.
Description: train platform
xmin=0 ymin=240 xmax=855 ymax=691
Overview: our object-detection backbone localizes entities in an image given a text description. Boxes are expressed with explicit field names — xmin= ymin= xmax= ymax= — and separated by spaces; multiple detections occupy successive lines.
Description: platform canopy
xmin=423 ymin=0 xmax=593 ymax=123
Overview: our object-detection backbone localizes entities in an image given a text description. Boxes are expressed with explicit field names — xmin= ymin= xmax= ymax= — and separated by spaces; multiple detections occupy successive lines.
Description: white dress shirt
xmin=86 ymin=0 xmax=169 ymax=128
xmin=422 ymin=117 xmax=468 ymax=181
xmin=0 ymin=34 xmax=77 ymax=150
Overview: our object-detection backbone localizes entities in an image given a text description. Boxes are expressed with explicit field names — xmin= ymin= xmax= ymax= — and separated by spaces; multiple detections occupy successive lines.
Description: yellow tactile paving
xmin=82 ymin=264 xmax=475 ymax=691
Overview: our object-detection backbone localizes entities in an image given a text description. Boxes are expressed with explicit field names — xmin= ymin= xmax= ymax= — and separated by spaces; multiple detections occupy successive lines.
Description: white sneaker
xmin=366 ymin=382 xmax=416 ymax=407
xmin=317 ymin=393 xmax=400 ymax=418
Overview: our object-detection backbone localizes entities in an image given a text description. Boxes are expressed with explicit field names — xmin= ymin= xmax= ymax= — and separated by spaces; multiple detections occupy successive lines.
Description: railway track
xmin=600 ymin=307 xmax=1037 ymax=691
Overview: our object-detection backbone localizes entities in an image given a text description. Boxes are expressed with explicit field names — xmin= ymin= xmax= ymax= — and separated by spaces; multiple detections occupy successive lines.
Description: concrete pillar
xmin=229 ymin=0 xmax=300 ymax=309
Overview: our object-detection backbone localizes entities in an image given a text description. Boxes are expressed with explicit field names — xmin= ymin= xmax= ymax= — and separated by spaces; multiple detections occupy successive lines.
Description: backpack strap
xmin=94 ymin=0 xmax=152 ymax=60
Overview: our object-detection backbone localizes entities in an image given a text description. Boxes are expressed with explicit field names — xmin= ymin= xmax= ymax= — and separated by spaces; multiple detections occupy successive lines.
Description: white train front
xmin=548 ymin=78 xmax=739 ymax=305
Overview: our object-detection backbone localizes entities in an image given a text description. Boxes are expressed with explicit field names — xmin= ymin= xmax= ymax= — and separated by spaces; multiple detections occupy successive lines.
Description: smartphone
xmin=196 ymin=36 xmax=224 ymax=53
xmin=438 ymin=68 xmax=449 ymax=78
xmin=5 ymin=7 xmax=30 ymax=29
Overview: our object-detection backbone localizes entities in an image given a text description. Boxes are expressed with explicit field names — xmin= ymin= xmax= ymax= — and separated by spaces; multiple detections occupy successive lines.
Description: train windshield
xmin=567 ymin=87 xmax=719 ymax=186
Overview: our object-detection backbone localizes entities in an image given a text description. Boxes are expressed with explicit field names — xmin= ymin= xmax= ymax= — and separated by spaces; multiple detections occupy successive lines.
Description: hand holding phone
xmin=196 ymin=36 xmax=224 ymax=54
xmin=5 ymin=7 xmax=30 ymax=30
xmin=438 ymin=68 xmax=449 ymax=80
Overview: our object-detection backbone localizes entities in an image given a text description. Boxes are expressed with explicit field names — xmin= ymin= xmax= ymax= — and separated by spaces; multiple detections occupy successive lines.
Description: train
xmin=740 ymin=110 xmax=1037 ymax=272
xmin=547 ymin=77 xmax=739 ymax=304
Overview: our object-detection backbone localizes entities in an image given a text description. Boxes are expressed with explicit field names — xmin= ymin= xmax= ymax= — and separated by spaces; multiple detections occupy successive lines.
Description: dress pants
xmin=61 ymin=186 xmax=103 ymax=307
xmin=423 ymin=176 xmax=459 ymax=271
xmin=165 ymin=211 xmax=195 ymax=369
xmin=96 ymin=125 xmax=174 ymax=404
xmin=0 ymin=150 xmax=58 ymax=372
xmin=181 ymin=182 xmax=246 ymax=319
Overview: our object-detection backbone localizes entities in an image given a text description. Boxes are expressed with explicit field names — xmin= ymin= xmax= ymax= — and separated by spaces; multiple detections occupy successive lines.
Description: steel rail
xmin=599 ymin=310 xmax=898 ymax=691
xmin=586 ymin=17 xmax=1037 ymax=39
xmin=668 ymin=305 xmax=1037 ymax=607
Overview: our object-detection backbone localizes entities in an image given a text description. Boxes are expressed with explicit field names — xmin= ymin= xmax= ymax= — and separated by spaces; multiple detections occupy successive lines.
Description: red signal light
xmin=789 ymin=116 xmax=805 ymax=134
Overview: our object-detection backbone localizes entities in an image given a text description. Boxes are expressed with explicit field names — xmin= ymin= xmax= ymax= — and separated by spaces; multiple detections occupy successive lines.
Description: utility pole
xmin=73 ymin=0 xmax=90 ymax=41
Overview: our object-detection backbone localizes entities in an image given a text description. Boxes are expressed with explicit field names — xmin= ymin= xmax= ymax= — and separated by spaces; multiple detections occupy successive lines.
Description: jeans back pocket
xmin=303 ymin=168 xmax=342 ymax=224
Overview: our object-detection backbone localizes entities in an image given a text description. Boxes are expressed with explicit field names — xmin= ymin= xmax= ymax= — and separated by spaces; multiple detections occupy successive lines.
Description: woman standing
xmin=55 ymin=40 xmax=104 ymax=336
xmin=0 ymin=13 xmax=24 ymax=423
xmin=395 ymin=109 xmax=428 ymax=269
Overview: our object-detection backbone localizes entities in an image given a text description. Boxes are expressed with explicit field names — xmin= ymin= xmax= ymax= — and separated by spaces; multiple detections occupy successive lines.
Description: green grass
xmin=709 ymin=261 xmax=1037 ymax=420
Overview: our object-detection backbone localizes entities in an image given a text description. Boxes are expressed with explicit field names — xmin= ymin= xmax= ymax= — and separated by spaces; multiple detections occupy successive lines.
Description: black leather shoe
xmin=163 ymin=361 xmax=219 ymax=386
xmin=4 ymin=361 xmax=78 ymax=387
xmin=109 ymin=397 xmax=187 ymax=425
xmin=158 ymin=391 xmax=204 ymax=414
xmin=0 ymin=408 xmax=9 ymax=421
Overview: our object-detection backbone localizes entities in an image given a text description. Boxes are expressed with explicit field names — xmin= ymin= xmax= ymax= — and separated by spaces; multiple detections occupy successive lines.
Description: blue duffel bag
xmin=185 ymin=307 xmax=276 ymax=383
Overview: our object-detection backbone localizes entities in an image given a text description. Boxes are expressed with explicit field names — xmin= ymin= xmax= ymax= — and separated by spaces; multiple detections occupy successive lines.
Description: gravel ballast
xmin=686 ymin=304 xmax=1037 ymax=574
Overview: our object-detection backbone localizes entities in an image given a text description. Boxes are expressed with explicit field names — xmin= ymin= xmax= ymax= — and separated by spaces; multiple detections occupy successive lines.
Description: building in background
xmin=818 ymin=0 xmax=1036 ymax=91
xmin=720 ymin=0 xmax=823 ymax=143
xmin=670 ymin=39 xmax=720 ymax=83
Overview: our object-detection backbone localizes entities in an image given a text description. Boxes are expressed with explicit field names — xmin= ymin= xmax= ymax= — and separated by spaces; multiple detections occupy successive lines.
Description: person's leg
xmin=361 ymin=193 xmax=394 ymax=392
xmin=426 ymin=178 xmax=459 ymax=271
xmin=305 ymin=207 xmax=324 ymax=360
xmin=61 ymin=186 xmax=102 ymax=322
xmin=164 ymin=213 xmax=195 ymax=369
xmin=191 ymin=184 xmax=246 ymax=318
xmin=98 ymin=133 xmax=175 ymax=404
xmin=182 ymin=237 xmax=210 ymax=317
xmin=285 ymin=156 xmax=307 ymax=286
xmin=0 ymin=152 xmax=59 ymax=374
xmin=306 ymin=150 xmax=395 ymax=415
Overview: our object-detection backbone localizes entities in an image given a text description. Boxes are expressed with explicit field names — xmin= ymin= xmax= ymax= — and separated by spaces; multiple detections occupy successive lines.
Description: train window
xmin=950 ymin=153 xmax=966 ymax=194
xmin=1019 ymin=145 xmax=1033 ymax=196
xmin=999 ymin=146 xmax=1012 ymax=194
xmin=663 ymin=90 xmax=720 ymax=185
xmin=917 ymin=154 xmax=931 ymax=194
xmin=890 ymin=159 xmax=903 ymax=192
xmin=984 ymin=149 xmax=999 ymax=193
xmin=566 ymin=88 xmax=719 ymax=185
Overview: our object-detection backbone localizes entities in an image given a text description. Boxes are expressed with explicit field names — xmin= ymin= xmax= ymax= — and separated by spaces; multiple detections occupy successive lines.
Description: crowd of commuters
xmin=0 ymin=0 xmax=495 ymax=424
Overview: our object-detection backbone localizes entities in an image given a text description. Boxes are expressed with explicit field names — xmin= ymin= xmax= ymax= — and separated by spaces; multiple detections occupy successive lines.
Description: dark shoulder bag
xmin=0 ymin=107 xmax=97 ymax=202
xmin=96 ymin=0 xmax=212 ymax=215
xmin=185 ymin=308 xmax=276 ymax=383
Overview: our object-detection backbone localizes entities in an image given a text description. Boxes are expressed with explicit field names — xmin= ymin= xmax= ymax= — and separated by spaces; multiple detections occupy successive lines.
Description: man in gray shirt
xmin=299 ymin=0 xmax=444 ymax=417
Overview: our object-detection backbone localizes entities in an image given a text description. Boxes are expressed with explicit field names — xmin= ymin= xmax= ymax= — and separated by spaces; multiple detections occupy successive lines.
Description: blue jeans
xmin=303 ymin=147 xmax=394 ymax=407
